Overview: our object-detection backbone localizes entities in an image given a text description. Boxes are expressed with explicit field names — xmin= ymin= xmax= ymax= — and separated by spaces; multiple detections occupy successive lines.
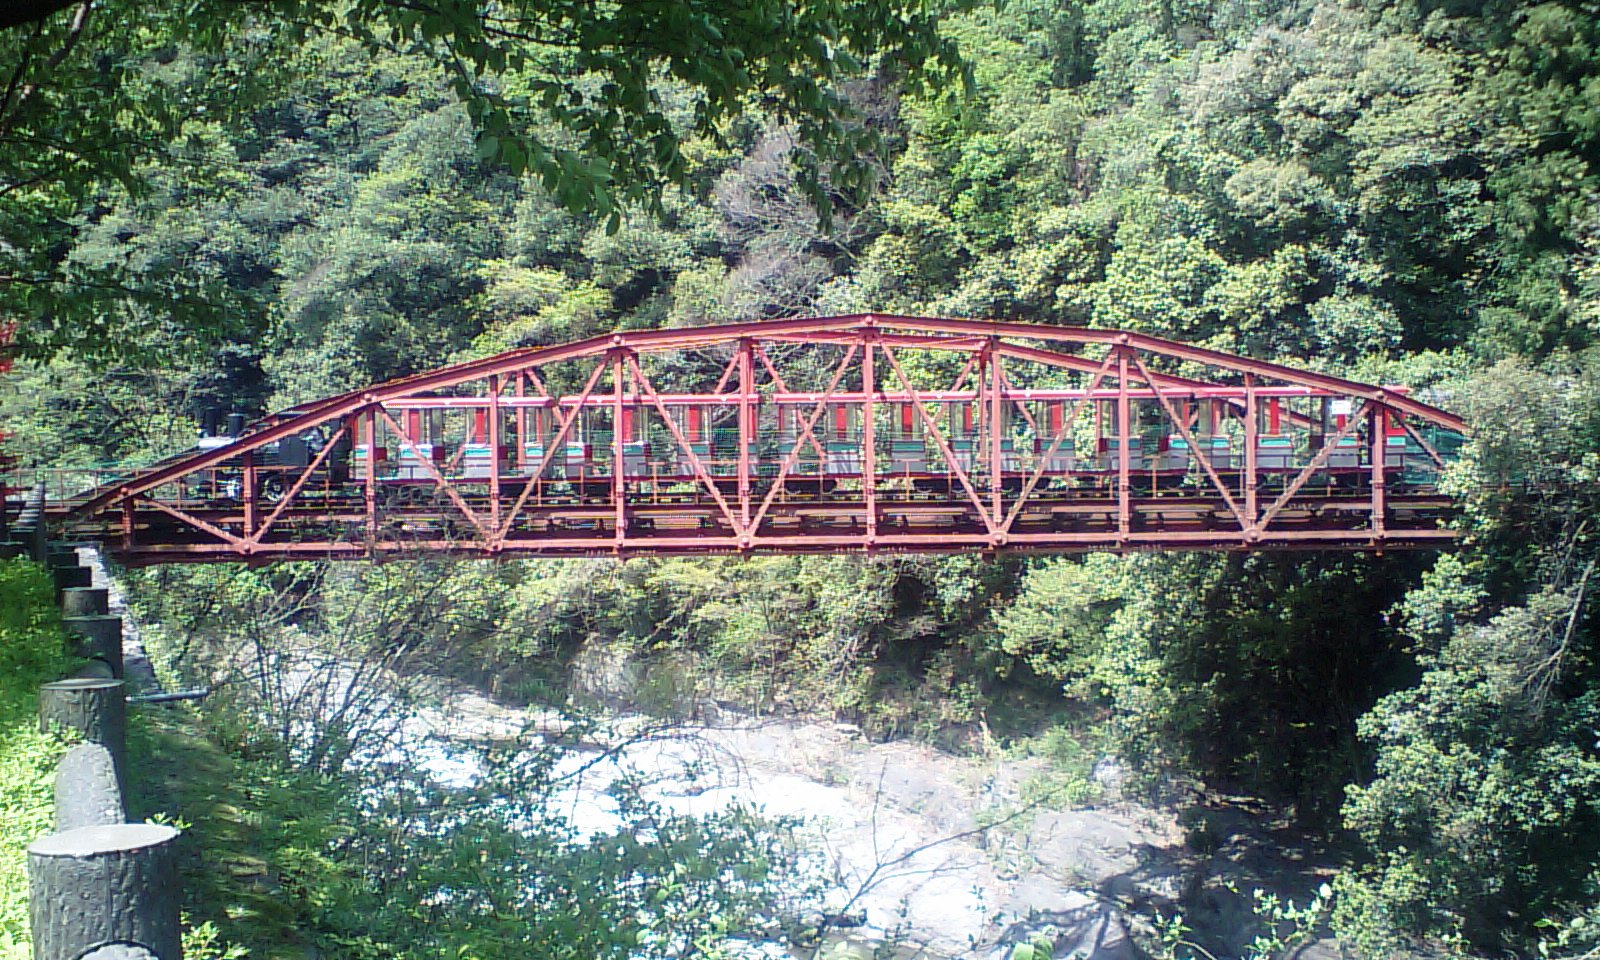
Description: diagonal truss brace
xmin=137 ymin=495 xmax=246 ymax=548
xmin=495 ymin=359 xmax=608 ymax=542
xmin=1000 ymin=347 xmax=1117 ymax=533
xmin=246 ymin=424 xmax=349 ymax=546
xmin=747 ymin=344 xmax=862 ymax=539
xmin=625 ymin=352 xmax=746 ymax=537
xmin=1254 ymin=401 xmax=1374 ymax=530
xmin=375 ymin=406 xmax=491 ymax=540
xmin=880 ymin=345 xmax=999 ymax=535
xmin=755 ymin=344 xmax=828 ymax=464
xmin=1127 ymin=349 xmax=1251 ymax=531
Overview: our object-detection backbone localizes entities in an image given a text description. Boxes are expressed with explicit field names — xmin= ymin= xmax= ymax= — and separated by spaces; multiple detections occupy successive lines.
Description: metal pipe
xmin=127 ymin=689 xmax=210 ymax=705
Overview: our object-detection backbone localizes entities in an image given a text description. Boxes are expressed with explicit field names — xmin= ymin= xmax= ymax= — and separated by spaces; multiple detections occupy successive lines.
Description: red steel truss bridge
xmin=43 ymin=315 xmax=1468 ymax=565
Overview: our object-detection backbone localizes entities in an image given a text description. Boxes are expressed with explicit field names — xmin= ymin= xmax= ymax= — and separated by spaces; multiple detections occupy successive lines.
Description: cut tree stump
xmin=27 ymin=823 xmax=181 ymax=960
xmin=62 ymin=586 xmax=110 ymax=617
xmin=55 ymin=742 xmax=125 ymax=831
xmin=63 ymin=615 xmax=124 ymax=678
xmin=51 ymin=564 xmax=92 ymax=592
xmin=39 ymin=677 xmax=127 ymax=793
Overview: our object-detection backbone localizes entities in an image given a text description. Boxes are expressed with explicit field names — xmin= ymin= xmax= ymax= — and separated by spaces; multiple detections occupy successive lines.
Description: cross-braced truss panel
xmin=51 ymin=316 xmax=1467 ymax=564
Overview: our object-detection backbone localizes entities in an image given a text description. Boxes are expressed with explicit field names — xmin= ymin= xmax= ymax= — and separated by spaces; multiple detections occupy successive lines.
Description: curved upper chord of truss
xmin=49 ymin=315 xmax=1468 ymax=564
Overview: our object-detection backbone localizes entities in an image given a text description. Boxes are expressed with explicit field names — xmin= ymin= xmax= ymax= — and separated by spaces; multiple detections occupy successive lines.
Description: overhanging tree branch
xmin=0 ymin=0 xmax=79 ymax=32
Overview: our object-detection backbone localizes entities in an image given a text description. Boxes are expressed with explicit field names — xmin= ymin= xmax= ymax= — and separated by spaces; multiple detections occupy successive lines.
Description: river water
xmin=400 ymin=689 xmax=1176 ymax=959
xmin=80 ymin=544 xmax=1336 ymax=960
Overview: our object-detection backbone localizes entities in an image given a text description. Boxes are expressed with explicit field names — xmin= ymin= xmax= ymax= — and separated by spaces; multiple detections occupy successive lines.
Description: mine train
xmin=194 ymin=392 xmax=1465 ymax=504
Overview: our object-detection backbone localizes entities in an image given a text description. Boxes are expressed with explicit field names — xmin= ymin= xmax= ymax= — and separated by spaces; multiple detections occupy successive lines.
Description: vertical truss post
xmin=989 ymin=340 xmax=1004 ymax=524
xmin=120 ymin=499 xmax=134 ymax=555
xmin=862 ymin=333 xmax=877 ymax=544
xmin=1370 ymin=404 xmax=1387 ymax=541
xmin=489 ymin=375 xmax=502 ymax=536
xmin=242 ymin=449 xmax=258 ymax=540
xmin=1244 ymin=374 xmax=1259 ymax=525
xmin=612 ymin=352 xmax=626 ymax=547
xmin=738 ymin=338 xmax=754 ymax=528
xmin=363 ymin=407 xmax=378 ymax=549
xmin=1116 ymin=347 xmax=1131 ymax=539
xmin=514 ymin=373 xmax=526 ymax=471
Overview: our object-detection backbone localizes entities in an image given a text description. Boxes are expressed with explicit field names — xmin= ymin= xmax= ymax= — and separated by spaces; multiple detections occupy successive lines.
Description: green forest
xmin=2 ymin=0 xmax=1599 ymax=957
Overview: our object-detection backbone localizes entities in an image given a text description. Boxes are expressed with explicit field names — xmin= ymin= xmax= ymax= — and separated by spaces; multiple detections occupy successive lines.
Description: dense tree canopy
xmin=0 ymin=0 xmax=963 ymax=360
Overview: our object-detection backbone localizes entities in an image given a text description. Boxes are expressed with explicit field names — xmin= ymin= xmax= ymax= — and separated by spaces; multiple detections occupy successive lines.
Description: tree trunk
xmin=27 ymin=823 xmax=181 ymax=960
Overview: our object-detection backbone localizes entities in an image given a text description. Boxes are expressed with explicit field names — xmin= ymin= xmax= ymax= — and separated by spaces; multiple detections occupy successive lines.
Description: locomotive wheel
xmin=259 ymin=476 xmax=286 ymax=503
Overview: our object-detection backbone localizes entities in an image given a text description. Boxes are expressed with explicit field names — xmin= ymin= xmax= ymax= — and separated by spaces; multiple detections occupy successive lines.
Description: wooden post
xmin=28 ymin=823 xmax=181 ymax=960
xmin=39 ymin=678 xmax=125 ymax=744
xmin=72 ymin=661 xmax=116 ymax=681
xmin=63 ymin=615 xmax=123 ymax=678
xmin=76 ymin=944 xmax=158 ymax=959
xmin=54 ymin=742 xmax=125 ymax=831
xmin=61 ymin=587 xmax=110 ymax=617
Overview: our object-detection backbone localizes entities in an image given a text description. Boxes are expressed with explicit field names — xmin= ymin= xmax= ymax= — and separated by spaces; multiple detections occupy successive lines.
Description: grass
xmin=0 ymin=557 xmax=323 ymax=960
xmin=125 ymin=626 xmax=365 ymax=960
xmin=128 ymin=707 xmax=333 ymax=959
xmin=0 ymin=559 xmax=76 ymax=959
